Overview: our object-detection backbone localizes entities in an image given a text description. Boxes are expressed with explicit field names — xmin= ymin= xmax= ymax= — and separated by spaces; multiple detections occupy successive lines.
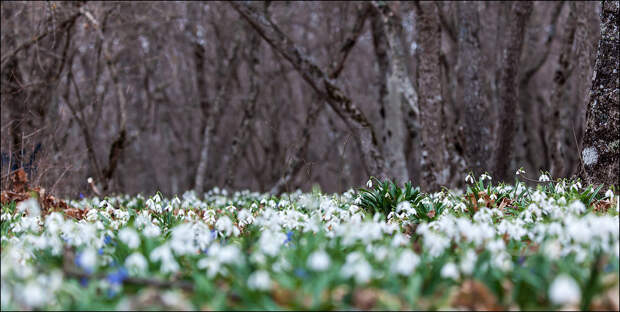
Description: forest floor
xmin=1 ymin=169 xmax=619 ymax=310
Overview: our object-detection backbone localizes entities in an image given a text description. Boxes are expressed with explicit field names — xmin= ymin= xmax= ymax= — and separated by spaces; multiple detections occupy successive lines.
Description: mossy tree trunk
xmin=581 ymin=1 xmax=619 ymax=189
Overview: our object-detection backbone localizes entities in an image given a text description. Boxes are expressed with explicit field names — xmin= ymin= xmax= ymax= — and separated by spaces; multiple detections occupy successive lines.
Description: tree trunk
xmin=548 ymin=2 xmax=577 ymax=179
xmin=194 ymin=38 xmax=242 ymax=194
xmin=492 ymin=1 xmax=532 ymax=181
xmin=415 ymin=2 xmax=447 ymax=191
xmin=581 ymin=0 xmax=619 ymax=189
xmin=371 ymin=2 xmax=416 ymax=185
xmin=457 ymin=2 xmax=489 ymax=176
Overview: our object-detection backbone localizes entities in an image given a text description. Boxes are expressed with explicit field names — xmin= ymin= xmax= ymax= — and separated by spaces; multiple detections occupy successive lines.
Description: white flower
xmin=440 ymin=262 xmax=460 ymax=280
xmin=216 ymin=216 xmax=238 ymax=237
xmin=465 ymin=174 xmax=474 ymax=184
xmin=170 ymin=223 xmax=196 ymax=255
xmin=539 ymin=174 xmax=550 ymax=182
xmin=604 ymin=189 xmax=614 ymax=199
xmin=21 ymin=280 xmax=47 ymax=308
xmin=248 ymin=270 xmax=272 ymax=291
xmin=481 ymin=173 xmax=491 ymax=181
xmin=393 ymin=249 xmax=420 ymax=276
xmin=568 ymin=200 xmax=586 ymax=214
xmin=217 ymin=244 xmax=243 ymax=265
xmin=118 ymin=228 xmax=141 ymax=249
xmin=307 ymin=250 xmax=330 ymax=272
xmin=125 ymin=252 xmax=148 ymax=275
xmin=366 ymin=179 xmax=373 ymax=188
xmin=143 ymin=223 xmax=161 ymax=237
xmin=549 ymin=274 xmax=581 ymax=305
xmin=341 ymin=252 xmax=373 ymax=284
xmin=77 ymin=247 xmax=97 ymax=272
xmin=17 ymin=198 xmax=41 ymax=217
xmin=258 ymin=230 xmax=286 ymax=257
xmin=516 ymin=168 xmax=525 ymax=175
xmin=571 ymin=182 xmax=582 ymax=191
xmin=460 ymin=249 xmax=477 ymax=275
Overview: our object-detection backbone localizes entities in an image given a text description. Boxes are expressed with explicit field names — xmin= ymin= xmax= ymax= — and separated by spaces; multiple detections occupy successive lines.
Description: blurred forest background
xmin=0 ymin=1 xmax=613 ymax=197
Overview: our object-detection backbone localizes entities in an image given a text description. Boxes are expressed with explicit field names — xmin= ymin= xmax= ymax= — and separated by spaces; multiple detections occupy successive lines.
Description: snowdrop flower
xmin=604 ymin=189 xmax=614 ymax=199
xmin=125 ymin=252 xmax=148 ymax=275
xmin=216 ymin=216 xmax=238 ymax=237
xmin=392 ymin=249 xmax=420 ymax=276
xmin=549 ymin=274 xmax=581 ymax=305
xmin=481 ymin=173 xmax=491 ymax=181
xmin=516 ymin=168 xmax=525 ymax=175
xmin=17 ymin=198 xmax=41 ymax=217
xmin=143 ymin=223 xmax=161 ymax=238
xmin=568 ymin=200 xmax=586 ymax=214
xmin=342 ymin=257 xmax=373 ymax=284
xmin=539 ymin=174 xmax=550 ymax=182
xmin=118 ymin=228 xmax=140 ymax=249
xmin=21 ymin=280 xmax=48 ymax=308
xmin=352 ymin=195 xmax=361 ymax=205
xmin=465 ymin=174 xmax=474 ymax=184
xmin=258 ymin=230 xmax=286 ymax=257
xmin=440 ymin=262 xmax=460 ymax=280
xmin=570 ymin=182 xmax=582 ymax=191
xmin=248 ymin=270 xmax=272 ymax=291
xmin=544 ymin=240 xmax=562 ymax=260
xmin=237 ymin=209 xmax=255 ymax=227
xmin=170 ymin=223 xmax=196 ymax=255
xmin=459 ymin=249 xmax=477 ymax=275
xmin=366 ymin=179 xmax=373 ymax=188
xmin=77 ymin=247 xmax=97 ymax=273
xmin=307 ymin=249 xmax=330 ymax=272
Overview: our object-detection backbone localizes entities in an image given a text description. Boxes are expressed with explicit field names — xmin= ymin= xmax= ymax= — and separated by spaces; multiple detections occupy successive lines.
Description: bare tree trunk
xmin=414 ymin=2 xmax=447 ymax=191
xmin=225 ymin=31 xmax=261 ymax=190
xmin=194 ymin=36 xmax=242 ymax=194
xmin=569 ymin=2 xmax=597 ymax=177
xmin=230 ymin=2 xmax=386 ymax=179
xmin=371 ymin=2 xmax=418 ymax=185
xmin=457 ymin=1 xmax=489 ymax=176
xmin=548 ymin=2 xmax=577 ymax=179
xmin=516 ymin=2 xmax=563 ymax=175
xmin=492 ymin=1 xmax=532 ymax=181
xmin=581 ymin=0 xmax=619 ymax=189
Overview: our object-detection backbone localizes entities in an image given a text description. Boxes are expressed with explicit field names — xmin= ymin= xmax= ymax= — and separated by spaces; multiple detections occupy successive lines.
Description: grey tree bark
xmin=194 ymin=35 xmax=242 ymax=194
xmin=414 ymin=2 xmax=447 ymax=191
xmin=548 ymin=2 xmax=577 ymax=179
xmin=581 ymin=0 xmax=619 ymax=189
xmin=456 ymin=1 xmax=489 ymax=176
xmin=492 ymin=1 xmax=533 ymax=181
xmin=371 ymin=2 xmax=418 ymax=185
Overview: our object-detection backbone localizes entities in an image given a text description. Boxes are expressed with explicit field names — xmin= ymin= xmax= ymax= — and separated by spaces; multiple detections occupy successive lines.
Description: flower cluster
xmin=0 ymin=174 xmax=618 ymax=310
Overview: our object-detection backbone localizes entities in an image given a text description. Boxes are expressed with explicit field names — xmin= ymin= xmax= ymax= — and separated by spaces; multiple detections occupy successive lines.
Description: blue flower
xmin=107 ymin=267 xmax=128 ymax=286
xmin=210 ymin=229 xmax=217 ymax=240
xmin=80 ymin=277 xmax=89 ymax=287
xmin=294 ymin=268 xmax=308 ymax=279
xmin=79 ymin=193 xmax=85 ymax=199
xmin=283 ymin=231 xmax=294 ymax=244
xmin=98 ymin=248 xmax=104 ymax=255
xmin=104 ymin=235 xmax=113 ymax=245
